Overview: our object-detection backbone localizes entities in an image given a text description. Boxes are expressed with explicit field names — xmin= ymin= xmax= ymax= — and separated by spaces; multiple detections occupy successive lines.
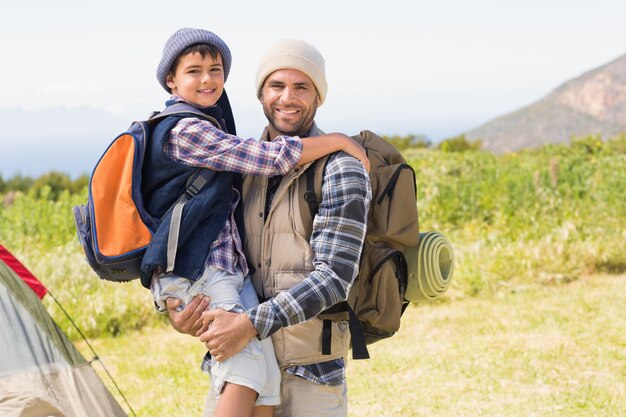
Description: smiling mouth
xmin=276 ymin=108 xmax=299 ymax=114
xmin=198 ymin=89 xmax=215 ymax=94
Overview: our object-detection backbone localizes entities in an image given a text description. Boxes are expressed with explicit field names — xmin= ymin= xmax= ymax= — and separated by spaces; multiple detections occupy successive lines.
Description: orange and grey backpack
xmin=300 ymin=130 xmax=420 ymax=359
xmin=72 ymin=103 xmax=220 ymax=282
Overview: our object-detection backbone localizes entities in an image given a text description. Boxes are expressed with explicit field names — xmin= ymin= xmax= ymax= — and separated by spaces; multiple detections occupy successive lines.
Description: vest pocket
xmin=272 ymin=318 xmax=349 ymax=367
xmin=273 ymin=270 xmax=310 ymax=293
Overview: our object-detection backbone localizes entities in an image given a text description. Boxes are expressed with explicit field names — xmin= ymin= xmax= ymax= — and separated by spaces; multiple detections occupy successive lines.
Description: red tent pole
xmin=0 ymin=245 xmax=48 ymax=299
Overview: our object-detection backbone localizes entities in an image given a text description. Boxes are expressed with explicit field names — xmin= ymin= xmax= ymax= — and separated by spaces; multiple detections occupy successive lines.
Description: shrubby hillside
xmin=1 ymin=134 xmax=625 ymax=338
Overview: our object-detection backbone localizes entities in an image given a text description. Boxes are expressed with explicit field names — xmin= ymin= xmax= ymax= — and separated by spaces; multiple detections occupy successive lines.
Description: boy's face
xmin=260 ymin=68 xmax=319 ymax=138
xmin=166 ymin=52 xmax=224 ymax=107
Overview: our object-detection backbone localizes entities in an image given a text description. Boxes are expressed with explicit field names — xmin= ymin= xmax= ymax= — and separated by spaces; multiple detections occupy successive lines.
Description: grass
xmin=3 ymin=136 xmax=625 ymax=415
xmin=348 ymin=274 xmax=626 ymax=417
xmin=72 ymin=273 xmax=626 ymax=417
xmin=75 ymin=326 xmax=211 ymax=416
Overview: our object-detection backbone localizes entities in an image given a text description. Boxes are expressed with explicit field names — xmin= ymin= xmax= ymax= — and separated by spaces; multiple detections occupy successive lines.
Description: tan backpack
xmin=299 ymin=130 xmax=419 ymax=359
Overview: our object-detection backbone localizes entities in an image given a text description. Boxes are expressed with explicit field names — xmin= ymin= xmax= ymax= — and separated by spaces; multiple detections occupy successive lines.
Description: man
xmin=169 ymin=39 xmax=372 ymax=417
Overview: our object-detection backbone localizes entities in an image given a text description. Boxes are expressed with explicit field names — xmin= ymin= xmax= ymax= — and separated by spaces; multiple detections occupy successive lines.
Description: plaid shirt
xmin=201 ymin=149 xmax=371 ymax=386
xmin=249 ymin=133 xmax=372 ymax=386
xmin=164 ymin=96 xmax=303 ymax=276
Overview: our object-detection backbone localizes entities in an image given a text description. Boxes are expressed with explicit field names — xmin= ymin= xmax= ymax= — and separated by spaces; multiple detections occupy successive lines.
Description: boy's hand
xmin=166 ymin=295 xmax=210 ymax=336
xmin=199 ymin=309 xmax=257 ymax=362
xmin=339 ymin=135 xmax=370 ymax=173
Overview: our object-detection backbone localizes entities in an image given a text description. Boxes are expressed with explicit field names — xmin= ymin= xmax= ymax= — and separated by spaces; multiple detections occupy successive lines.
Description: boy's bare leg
xmin=214 ymin=382 xmax=257 ymax=417
xmin=204 ymin=383 xmax=273 ymax=417
xmin=251 ymin=405 xmax=273 ymax=417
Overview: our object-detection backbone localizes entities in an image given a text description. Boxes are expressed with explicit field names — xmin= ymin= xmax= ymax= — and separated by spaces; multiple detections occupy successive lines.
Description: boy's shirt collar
xmin=168 ymin=94 xmax=217 ymax=109
xmin=167 ymin=95 xmax=226 ymax=132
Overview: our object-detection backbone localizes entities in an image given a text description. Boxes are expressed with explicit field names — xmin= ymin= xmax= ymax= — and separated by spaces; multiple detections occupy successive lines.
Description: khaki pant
xmin=204 ymin=369 xmax=347 ymax=417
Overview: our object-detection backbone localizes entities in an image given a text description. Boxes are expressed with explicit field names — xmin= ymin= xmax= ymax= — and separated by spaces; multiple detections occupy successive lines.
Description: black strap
xmin=377 ymin=164 xmax=414 ymax=205
xmin=401 ymin=301 xmax=410 ymax=315
xmin=321 ymin=301 xmax=349 ymax=315
xmin=322 ymin=319 xmax=332 ymax=355
xmin=348 ymin=308 xmax=370 ymax=359
xmin=321 ymin=303 xmax=370 ymax=360
xmin=304 ymin=160 xmax=319 ymax=217
xmin=303 ymin=154 xmax=332 ymax=219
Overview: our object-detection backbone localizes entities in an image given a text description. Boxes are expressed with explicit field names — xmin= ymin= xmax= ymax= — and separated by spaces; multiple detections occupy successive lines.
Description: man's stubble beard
xmin=262 ymin=97 xmax=318 ymax=138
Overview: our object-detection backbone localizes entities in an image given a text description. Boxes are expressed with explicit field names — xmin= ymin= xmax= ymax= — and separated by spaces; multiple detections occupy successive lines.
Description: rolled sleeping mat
xmin=403 ymin=231 xmax=454 ymax=302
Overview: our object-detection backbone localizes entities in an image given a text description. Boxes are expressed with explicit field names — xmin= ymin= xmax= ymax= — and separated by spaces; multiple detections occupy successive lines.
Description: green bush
xmin=382 ymin=134 xmax=431 ymax=151
xmin=1 ymin=174 xmax=34 ymax=194
xmin=407 ymin=134 xmax=626 ymax=295
xmin=1 ymin=172 xmax=88 ymax=199
xmin=437 ymin=134 xmax=483 ymax=152
xmin=0 ymin=186 xmax=86 ymax=251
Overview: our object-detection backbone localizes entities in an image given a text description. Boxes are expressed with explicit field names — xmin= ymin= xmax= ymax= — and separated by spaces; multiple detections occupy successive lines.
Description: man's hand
xmin=199 ymin=309 xmax=258 ymax=362
xmin=166 ymin=295 xmax=210 ymax=336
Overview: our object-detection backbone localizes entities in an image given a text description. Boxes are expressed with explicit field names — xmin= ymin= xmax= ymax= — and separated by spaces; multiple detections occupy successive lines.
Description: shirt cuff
xmin=272 ymin=135 xmax=303 ymax=174
xmin=247 ymin=301 xmax=280 ymax=340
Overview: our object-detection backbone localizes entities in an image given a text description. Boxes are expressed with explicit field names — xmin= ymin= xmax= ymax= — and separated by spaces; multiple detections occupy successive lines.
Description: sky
xmin=1 ymin=0 xmax=626 ymax=176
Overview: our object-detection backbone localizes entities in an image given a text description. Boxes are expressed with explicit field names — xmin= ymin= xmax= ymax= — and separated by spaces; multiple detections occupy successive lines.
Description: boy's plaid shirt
xmin=164 ymin=96 xmax=303 ymax=276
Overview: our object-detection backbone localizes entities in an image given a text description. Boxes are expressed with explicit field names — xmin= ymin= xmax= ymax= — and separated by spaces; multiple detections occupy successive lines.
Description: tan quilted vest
xmin=241 ymin=128 xmax=350 ymax=368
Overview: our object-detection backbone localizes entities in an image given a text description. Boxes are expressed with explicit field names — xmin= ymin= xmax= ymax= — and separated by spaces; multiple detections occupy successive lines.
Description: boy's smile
xmin=166 ymin=52 xmax=224 ymax=108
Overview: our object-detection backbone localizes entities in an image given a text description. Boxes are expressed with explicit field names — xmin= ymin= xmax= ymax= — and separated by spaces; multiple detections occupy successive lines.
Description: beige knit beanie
xmin=255 ymin=38 xmax=327 ymax=105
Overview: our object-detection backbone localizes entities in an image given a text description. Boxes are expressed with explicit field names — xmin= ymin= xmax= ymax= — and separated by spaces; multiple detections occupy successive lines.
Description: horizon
xmin=1 ymin=0 xmax=626 ymax=178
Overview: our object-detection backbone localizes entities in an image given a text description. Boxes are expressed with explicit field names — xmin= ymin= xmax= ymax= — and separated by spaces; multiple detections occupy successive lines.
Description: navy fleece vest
xmin=139 ymin=106 xmax=233 ymax=288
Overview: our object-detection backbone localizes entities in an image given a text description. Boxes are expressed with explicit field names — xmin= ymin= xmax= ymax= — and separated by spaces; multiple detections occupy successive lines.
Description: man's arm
xmin=200 ymin=153 xmax=371 ymax=359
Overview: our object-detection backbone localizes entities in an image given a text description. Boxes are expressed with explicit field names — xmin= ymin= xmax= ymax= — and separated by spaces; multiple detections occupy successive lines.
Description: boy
xmin=142 ymin=28 xmax=369 ymax=417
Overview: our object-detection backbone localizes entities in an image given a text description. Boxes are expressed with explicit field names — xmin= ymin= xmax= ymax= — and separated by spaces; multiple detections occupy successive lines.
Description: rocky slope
xmin=465 ymin=53 xmax=626 ymax=153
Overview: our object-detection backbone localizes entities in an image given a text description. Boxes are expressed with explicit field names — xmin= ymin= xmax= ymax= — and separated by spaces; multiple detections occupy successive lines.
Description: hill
xmin=465 ymin=53 xmax=626 ymax=153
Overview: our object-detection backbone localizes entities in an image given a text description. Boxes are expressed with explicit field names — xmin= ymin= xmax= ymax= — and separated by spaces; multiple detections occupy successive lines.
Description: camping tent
xmin=0 ymin=245 xmax=128 ymax=417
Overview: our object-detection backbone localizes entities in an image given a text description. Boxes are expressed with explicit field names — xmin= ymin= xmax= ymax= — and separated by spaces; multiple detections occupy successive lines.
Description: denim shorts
xmin=151 ymin=266 xmax=280 ymax=405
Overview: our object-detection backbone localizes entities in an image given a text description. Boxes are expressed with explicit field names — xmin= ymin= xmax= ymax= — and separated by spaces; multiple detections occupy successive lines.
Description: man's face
xmin=260 ymin=69 xmax=319 ymax=138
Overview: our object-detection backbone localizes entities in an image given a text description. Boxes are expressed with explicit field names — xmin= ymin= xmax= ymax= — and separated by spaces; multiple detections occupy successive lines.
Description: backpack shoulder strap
xmin=147 ymin=103 xmax=220 ymax=127
xmin=165 ymin=169 xmax=216 ymax=273
xmin=300 ymin=151 xmax=372 ymax=360
xmin=299 ymin=153 xmax=332 ymax=238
